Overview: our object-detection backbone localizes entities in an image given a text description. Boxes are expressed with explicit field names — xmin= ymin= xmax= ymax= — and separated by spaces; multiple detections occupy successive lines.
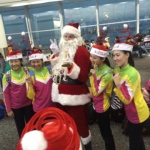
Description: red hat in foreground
xmin=17 ymin=107 xmax=82 ymax=150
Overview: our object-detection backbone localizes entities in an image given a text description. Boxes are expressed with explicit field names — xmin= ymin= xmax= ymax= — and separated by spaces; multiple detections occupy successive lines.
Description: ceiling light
xmin=11 ymin=3 xmax=28 ymax=7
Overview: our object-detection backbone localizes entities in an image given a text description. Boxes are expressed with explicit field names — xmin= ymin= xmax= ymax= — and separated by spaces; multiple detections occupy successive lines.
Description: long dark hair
xmin=100 ymin=57 xmax=111 ymax=67
xmin=123 ymin=51 xmax=135 ymax=67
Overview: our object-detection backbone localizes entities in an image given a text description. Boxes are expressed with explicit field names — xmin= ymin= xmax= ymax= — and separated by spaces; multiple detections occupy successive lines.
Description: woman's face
xmin=9 ymin=59 xmax=22 ymax=71
xmin=112 ymin=50 xmax=129 ymax=68
xmin=90 ymin=54 xmax=104 ymax=68
xmin=30 ymin=59 xmax=43 ymax=70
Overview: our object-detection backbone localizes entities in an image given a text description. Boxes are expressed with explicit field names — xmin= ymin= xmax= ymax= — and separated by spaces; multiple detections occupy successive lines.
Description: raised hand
xmin=25 ymin=73 xmax=32 ymax=85
xmin=90 ymin=63 xmax=97 ymax=75
xmin=113 ymin=73 xmax=121 ymax=88
xmin=50 ymin=39 xmax=59 ymax=54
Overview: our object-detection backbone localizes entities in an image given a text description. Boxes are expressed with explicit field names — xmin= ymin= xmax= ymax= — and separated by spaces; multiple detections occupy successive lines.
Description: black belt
xmin=60 ymin=76 xmax=83 ymax=85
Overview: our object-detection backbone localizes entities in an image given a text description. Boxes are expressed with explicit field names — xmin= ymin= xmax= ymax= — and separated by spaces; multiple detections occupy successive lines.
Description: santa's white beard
xmin=52 ymin=37 xmax=83 ymax=82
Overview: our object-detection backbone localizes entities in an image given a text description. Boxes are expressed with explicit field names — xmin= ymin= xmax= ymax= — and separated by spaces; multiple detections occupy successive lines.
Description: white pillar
xmin=136 ymin=0 xmax=140 ymax=34
xmin=96 ymin=0 xmax=100 ymax=36
xmin=0 ymin=14 xmax=7 ymax=57
xmin=24 ymin=6 xmax=34 ymax=47
xmin=58 ymin=1 xmax=64 ymax=30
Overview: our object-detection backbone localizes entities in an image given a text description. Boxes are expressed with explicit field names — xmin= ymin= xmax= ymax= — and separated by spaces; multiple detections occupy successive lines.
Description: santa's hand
xmin=50 ymin=39 xmax=59 ymax=54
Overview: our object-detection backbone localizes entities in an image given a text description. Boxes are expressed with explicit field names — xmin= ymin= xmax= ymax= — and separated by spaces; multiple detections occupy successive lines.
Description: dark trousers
xmin=129 ymin=120 xmax=146 ymax=150
xmin=97 ymin=108 xmax=116 ymax=150
xmin=12 ymin=104 xmax=34 ymax=137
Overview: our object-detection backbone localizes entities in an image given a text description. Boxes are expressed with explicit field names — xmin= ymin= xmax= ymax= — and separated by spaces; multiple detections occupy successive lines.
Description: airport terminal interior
xmin=0 ymin=0 xmax=150 ymax=150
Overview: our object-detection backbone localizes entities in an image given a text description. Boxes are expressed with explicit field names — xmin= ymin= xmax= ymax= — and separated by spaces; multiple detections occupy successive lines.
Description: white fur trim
xmin=90 ymin=47 xmax=109 ymax=58
xmin=79 ymin=141 xmax=83 ymax=150
xmin=21 ymin=130 xmax=48 ymax=150
xmin=67 ymin=62 xmax=80 ymax=79
xmin=112 ymin=43 xmax=133 ymax=52
xmin=52 ymin=83 xmax=91 ymax=105
xmin=6 ymin=53 xmax=22 ymax=61
xmin=50 ymin=54 xmax=58 ymax=68
xmin=62 ymin=25 xmax=81 ymax=38
xmin=80 ymin=131 xmax=92 ymax=145
xmin=29 ymin=53 xmax=43 ymax=61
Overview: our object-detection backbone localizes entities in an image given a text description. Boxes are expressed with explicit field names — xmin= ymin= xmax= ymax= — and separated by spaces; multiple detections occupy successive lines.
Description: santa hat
xmin=90 ymin=44 xmax=109 ymax=58
xmin=112 ymin=43 xmax=133 ymax=52
xmin=17 ymin=107 xmax=82 ymax=150
xmin=6 ymin=50 xmax=23 ymax=61
xmin=96 ymin=36 xmax=106 ymax=45
xmin=126 ymin=36 xmax=132 ymax=40
xmin=62 ymin=23 xmax=81 ymax=38
xmin=28 ymin=51 xmax=43 ymax=61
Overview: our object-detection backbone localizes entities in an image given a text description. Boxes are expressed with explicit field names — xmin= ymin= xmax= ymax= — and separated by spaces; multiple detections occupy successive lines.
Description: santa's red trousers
xmin=57 ymin=103 xmax=90 ymax=139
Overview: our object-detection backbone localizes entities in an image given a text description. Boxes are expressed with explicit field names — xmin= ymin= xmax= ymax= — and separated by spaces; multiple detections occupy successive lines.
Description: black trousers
xmin=129 ymin=120 xmax=147 ymax=150
xmin=97 ymin=108 xmax=116 ymax=150
xmin=12 ymin=104 xmax=34 ymax=137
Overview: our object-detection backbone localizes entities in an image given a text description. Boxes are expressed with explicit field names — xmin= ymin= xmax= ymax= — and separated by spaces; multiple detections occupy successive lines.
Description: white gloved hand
xmin=50 ymin=39 xmax=59 ymax=54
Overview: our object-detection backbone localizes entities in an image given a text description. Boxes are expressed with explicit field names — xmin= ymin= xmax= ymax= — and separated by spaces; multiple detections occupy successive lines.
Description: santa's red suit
xmin=50 ymin=23 xmax=92 ymax=147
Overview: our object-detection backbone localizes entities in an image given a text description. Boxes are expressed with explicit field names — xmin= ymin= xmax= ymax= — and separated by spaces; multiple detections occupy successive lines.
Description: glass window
xmin=99 ymin=22 xmax=136 ymax=46
xmin=139 ymin=0 xmax=150 ymax=19
xmin=6 ymin=33 xmax=31 ymax=56
xmin=140 ymin=20 xmax=150 ymax=35
xmin=32 ymin=30 xmax=61 ymax=49
xmin=28 ymin=5 xmax=60 ymax=31
xmin=62 ymin=0 xmax=96 ymax=26
xmin=2 ymin=9 xmax=27 ymax=34
xmin=98 ymin=0 xmax=136 ymax=23
xmin=81 ymin=26 xmax=97 ymax=42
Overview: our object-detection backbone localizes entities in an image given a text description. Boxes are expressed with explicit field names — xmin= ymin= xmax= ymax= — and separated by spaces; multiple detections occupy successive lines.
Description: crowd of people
xmin=0 ymin=22 xmax=150 ymax=150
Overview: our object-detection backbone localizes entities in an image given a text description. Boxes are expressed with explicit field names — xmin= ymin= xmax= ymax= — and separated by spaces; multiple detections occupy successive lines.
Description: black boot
xmin=84 ymin=141 xmax=92 ymax=150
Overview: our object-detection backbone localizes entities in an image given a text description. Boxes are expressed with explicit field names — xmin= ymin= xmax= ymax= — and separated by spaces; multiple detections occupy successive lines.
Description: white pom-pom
xmin=123 ymin=24 xmax=128 ymax=29
xmin=103 ymin=26 xmax=107 ymax=31
xmin=21 ymin=130 xmax=48 ymax=150
xmin=8 ymin=36 xmax=12 ymax=40
xmin=21 ymin=31 xmax=25 ymax=36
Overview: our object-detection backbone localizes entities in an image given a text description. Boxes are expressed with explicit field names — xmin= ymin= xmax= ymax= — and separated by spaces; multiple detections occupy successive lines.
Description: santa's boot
xmin=84 ymin=141 xmax=92 ymax=150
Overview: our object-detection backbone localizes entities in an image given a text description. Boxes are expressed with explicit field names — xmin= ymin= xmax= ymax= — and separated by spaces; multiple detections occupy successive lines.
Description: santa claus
xmin=50 ymin=23 xmax=92 ymax=149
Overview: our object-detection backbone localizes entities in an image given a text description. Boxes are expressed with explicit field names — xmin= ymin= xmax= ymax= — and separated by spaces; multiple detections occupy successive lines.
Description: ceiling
xmin=0 ymin=0 xmax=63 ymax=7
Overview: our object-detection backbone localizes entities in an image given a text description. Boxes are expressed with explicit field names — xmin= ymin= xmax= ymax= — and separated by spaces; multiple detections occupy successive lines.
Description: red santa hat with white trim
xmin=28 ymin=50 xmax=43 ymax=61
xmin=90 ymin=44 xmax=109 ymax=58
xmin=112 ymin=42 xmax=133 ymax=52
xmin=6 ymin=50 xmax=23 ymax=61
xmin=62 ymin=22 xmax=81 ymax=38
xmin=16 ymin=107 xmax=82 ymax=150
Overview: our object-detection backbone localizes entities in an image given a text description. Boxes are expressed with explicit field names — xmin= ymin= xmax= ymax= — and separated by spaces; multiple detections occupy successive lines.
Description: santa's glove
xmin=50 ymin=39 xmax=59 ymax=54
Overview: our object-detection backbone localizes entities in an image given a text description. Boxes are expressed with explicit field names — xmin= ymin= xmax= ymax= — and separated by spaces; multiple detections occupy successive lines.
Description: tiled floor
xmin=0 ymin=54 xmax=150 ymax=150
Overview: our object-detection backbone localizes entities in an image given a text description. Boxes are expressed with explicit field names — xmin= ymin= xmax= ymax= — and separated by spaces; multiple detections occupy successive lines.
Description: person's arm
xmin=113 ymin=72 xmax=139 ymax=104
xmin=26 ymin=72 xmax=35 ymax=100
xmin=2 ymin=74 xmax=12 ymax=112
xmin=66 ymin=47 xmax=91 ymax=82
xmin=90 ymin=73 xmax=112 ymax=96
xmin=0 ymin=59 xmax=5 ymax=74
